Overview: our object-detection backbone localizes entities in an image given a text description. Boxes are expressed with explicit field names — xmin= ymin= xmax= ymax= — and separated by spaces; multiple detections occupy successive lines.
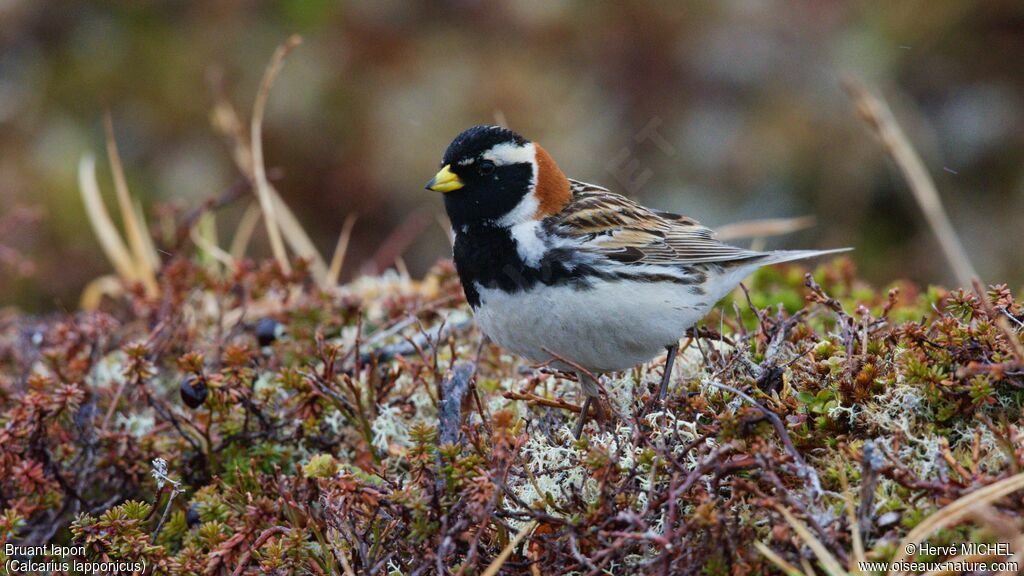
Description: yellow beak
xmin=425 ymin=164 xmax=464 ymax=193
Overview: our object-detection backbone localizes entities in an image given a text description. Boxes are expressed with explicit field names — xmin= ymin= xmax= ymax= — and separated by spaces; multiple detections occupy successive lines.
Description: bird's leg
xmin=574 ymin=370 xmax=601 ymax=439
xmin=574 ymin=397 xmax=592 ymax=440
xmin=657 ymin=343 xmax=679 ymax=402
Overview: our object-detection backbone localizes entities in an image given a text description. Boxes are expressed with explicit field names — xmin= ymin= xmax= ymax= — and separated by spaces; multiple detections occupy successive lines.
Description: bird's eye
xmin=478 ymin=160 xmax=496 ymax=176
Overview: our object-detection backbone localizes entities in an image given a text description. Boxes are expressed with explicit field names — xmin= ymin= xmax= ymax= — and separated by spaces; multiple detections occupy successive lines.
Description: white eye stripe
xmin=482 ymin=142 xmax=536 ymax=166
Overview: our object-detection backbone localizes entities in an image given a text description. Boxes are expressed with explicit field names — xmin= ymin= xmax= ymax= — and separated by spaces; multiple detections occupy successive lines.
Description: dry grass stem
xmin=191 ymin=217 xmax=235 ymax=268
xmin=104 ymin=113 xmax=160 ymax=293
xmin=843 ymin=78 xmax=977 ymax=289
xmin=503 ymin=390 xmax=582 ymax=413
xmin=716 ymin=215 xmax=817 ymax=241
xmin=269 ymin=186 xmax=328 ymax=279
xmin=78 ymin=274 xmax=124 ymax=310
xmin=229 ymin=201 xmax=263 ymax=260
xmin=887 ymin=471 xmax=1024 ymax=573
xmin=78 ymin=155 xmax=138 ymax=283
xmin=212 ymin=41 xmax=329 ymax=283
xmin=250 ymin=35 xmax=303 ymax=275
xmin=481 ymin=520 xmax=536 ymax=576
xmin=208 ymin=72 xmax=253 ymax=175
xmin=327 ymin=214 xmax=358 ymax=287
xmin=132 ymin=197 xmax=159 ymax=266
xmin=775 ymin=505 xmax=848 ymax=576
xmin=754 ymin=541 xmax=805 ymax=576
xmin=839 ymin=464 xmax=867 ymax=570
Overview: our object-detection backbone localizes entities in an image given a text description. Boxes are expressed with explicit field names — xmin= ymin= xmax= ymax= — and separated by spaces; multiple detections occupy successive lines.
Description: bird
xmin=425 ymin=125 xmax=849 ymax=437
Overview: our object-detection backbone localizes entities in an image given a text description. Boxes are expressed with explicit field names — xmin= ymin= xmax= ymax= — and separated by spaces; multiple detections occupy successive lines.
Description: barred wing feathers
xmin=549 ymin=181 xmax=764 ymax=267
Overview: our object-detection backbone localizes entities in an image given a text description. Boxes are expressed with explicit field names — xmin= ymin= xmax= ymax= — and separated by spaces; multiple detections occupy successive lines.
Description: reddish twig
xmin=230 ymin=526 xmax=290 ymax=576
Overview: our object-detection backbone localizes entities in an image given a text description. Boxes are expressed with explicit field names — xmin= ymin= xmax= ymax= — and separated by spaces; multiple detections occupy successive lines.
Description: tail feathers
xmin=758 ymin=247 xmax=853 ymax=266
xmin=711 ymin=247 xmax=852 ymax=304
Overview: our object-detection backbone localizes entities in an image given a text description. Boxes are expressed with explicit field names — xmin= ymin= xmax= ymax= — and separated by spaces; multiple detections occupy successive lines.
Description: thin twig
xmin=503 ymin=390 xmax=582 ymax=413
xmin=230 ymin=526 xmax=290 ymax=576
xmin=705 ymin=380 xmax=823 ymax=500
xmin=151 ymin=487 xmax=182 ymax=544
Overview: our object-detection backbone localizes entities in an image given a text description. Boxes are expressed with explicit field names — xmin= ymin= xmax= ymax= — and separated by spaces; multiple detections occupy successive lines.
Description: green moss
xmin=302 ymin=453 xmax=339 ymax=478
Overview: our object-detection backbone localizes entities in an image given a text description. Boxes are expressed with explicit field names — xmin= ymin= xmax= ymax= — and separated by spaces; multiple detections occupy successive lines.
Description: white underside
xmin=466 ymin=192 xmax=849 ymax=374
xmin=473 ymin=275 xmax=746 ymax=373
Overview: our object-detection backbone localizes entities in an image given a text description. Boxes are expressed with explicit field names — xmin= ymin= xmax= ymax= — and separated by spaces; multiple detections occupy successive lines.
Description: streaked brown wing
xmin=549 ymin=181 xmax=763 ymax=266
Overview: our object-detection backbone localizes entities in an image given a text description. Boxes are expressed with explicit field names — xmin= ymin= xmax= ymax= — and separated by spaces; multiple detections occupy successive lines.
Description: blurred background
xmin=1 ymin=1 xmax=1022 ymax=311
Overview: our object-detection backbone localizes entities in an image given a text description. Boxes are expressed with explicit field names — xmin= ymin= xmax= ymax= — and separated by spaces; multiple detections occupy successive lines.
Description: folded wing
xmin=548 ymin=181 xmax=765 ymax=267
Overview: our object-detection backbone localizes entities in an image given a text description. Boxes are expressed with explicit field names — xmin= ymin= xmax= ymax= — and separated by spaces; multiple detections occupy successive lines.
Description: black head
xmin=426 ymin=125 xmax=539 ymax=229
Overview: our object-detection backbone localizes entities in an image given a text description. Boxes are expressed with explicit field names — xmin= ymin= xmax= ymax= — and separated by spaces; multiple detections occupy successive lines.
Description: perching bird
xmin=426 ymin=125 xmax=849 ymax=437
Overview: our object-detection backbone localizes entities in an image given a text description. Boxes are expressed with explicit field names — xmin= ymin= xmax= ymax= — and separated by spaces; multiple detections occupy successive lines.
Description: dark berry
xmin=256 ymin=318 xmax=283 ymax=347
xmin=180 ymin=375 xmax=207 ymax=409
xmin=756 ymin=365 xmax=785 ymax=395
xmin=186 ymin=504 xmax=201 ymax=528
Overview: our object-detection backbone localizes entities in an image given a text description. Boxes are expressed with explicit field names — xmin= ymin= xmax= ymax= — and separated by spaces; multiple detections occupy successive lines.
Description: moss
xmin=302 ymin=454 xmax=339 ymax=479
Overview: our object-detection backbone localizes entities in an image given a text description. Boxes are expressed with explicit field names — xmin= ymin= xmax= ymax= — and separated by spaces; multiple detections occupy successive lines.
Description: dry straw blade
xmin=229 ymin=201 xmax=263 ymax=260
xmin=132 ymin=197 xmax=160 ymax=270
xmin=78 ymin=274 xmax=125 ymax=311
xmin=845 ymin=78 xmax=1024 ymax=360
xmin=775 ymin=505 xmax=848 ymax=576
xmin=716 ymin=216 xmax=817 ymax=241
xmin=211 ymin=35 xmax=329 ymax=284
xmin=191 ymin=213 xmax=234 ymax=268
xmin=888 ymin=471 xmax=1024 ymax=575
xmin=839 ymin=463 xmax=867 ymax=570
xmin=250 ymin=35 xmax=301 ymax=275
xmin=105 ymin=114 xmax=160 ymax=274
xmin=843 ymin=78 xmax=977 ymax=289
xmin=481 ymin=520 xmax=537 ymax=576
xmin=78 ymin=155 xmax=140 ymax=286
xmin=78 ymin=152 xmax=159 ymax=297
xmin=759 ymin=471 xmax=1024 ymax=576
xmin=754 ymin=541 xmax=807 ymax=576
xmin=269 ymin=186 xmax=329 ymax=278
xmin=327 ymin=213 xmax=358 ymax=287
